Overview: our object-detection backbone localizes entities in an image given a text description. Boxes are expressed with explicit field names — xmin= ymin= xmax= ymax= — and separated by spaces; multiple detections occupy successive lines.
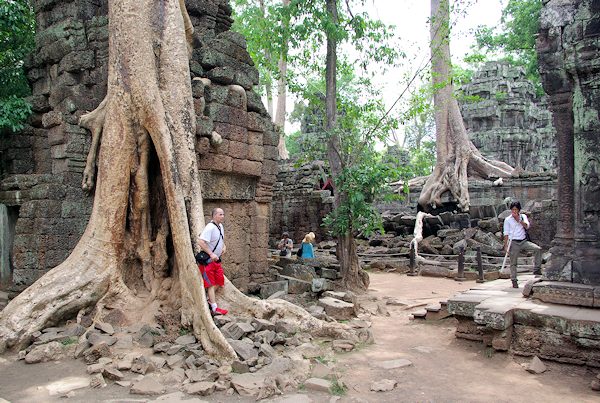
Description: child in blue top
xmin=300 ymin=232 xmax=315 ymax=258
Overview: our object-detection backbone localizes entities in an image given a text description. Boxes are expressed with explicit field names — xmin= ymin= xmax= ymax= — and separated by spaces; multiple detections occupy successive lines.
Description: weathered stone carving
xmin=460 ymin=61 xmax=557 ymax=173
xmin=0 ymin=0 xmax=279 ymax=293
xmin=537 ymin=0 xmax=600 ymax=285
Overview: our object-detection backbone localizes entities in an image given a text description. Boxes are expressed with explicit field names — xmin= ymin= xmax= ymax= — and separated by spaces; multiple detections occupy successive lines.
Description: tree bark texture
xmin=0 ymin=0 xmax=354 ymax=356
xmin=275 ymin=0 xmax=290 ymax=160
xmin=418 ymin=0 xmax=514 ymax=212
xmin=325 ymin=0 xmax=369 ymax=292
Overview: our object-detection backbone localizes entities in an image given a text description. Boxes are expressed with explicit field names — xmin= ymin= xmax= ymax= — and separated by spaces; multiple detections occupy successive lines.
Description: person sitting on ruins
xmin=502 ymin=201 xmax=542 ymax=288
xmin=278 ymin=232 xmax=293 ymax=257
xmin=298 ymin=232 xmax=315 ymax=259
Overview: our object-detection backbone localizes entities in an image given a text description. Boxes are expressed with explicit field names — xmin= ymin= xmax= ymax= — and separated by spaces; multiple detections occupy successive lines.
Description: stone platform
xmin=447 ymin=275 xmax=600 ymax=367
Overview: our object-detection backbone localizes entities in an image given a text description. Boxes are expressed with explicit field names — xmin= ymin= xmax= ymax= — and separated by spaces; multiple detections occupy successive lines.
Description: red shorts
xmin=199 ymin=261 xmax=224 ymax=288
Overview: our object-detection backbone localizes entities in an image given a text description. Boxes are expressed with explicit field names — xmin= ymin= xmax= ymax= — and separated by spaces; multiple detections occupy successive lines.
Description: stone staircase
xmin=411 ymin=301 xmax=451 ymax=321
xmin=446 ymin=275 xmax=600 ymax=366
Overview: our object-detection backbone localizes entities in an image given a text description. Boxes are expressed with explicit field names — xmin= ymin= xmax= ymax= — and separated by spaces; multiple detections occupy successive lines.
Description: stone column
xmin=538 ymin=0 xmax=600 ymax=284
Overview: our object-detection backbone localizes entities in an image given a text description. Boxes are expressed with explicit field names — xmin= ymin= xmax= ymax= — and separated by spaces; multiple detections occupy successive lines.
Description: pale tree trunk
xmin=275 ymin=0 xmax=290 ymax=160
xmin=259 ymin=0 xmax=274 ymax=118
xmin=266 ymin=82 xmax=274 ymax=117
xmin=418 ymin=0 xmax=514 ymax=212
xmin=0 ymin=0 xmax=354 ymax=356
xmin=325 ymin=0 xmax=369 ymax=292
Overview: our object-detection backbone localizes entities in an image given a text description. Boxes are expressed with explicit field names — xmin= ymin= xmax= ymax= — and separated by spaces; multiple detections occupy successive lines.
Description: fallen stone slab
xmin=231 ymin=373 xmax=266 ymax=397
xmin=154 ymin=391 xmax=209 ymax=402
xmin=221 ymin=321 xmax=255 ymax=340
xmin=312 ymin=278 xmax=333 ymax=293
xmin=95 ymin=321 xmax=115 ymax=335
xmin=25 ymin=341 xmax=74 ymax=364
xmin=112 ymin=334 xmax=133 ymax=350
xmin=103 ymin=366 xmax=125 ymax=381
xmin=229 ymin=339 xmax=259 ymax=361
xmin=318 ymin=297 xmax=356 ymax=320
xmin=131 ymin=356 xmax=156 ymax=375
xmin=304 ymin=377 xmax=331 ymax=392
xmin=260 ymin=281 xmax=289 ymax=299
xmin=130 ymin=376 xmax=165 ymax=395
xmin=90 ymin=373 xmax=107 ymax=389
xmin=311 ymin=362 xmax=332 ymax=378
xmin=83 ymin=342 xmax=111 ymax=364
xmin=184 ymin=381 xmax=216 ymax=396
xmin=373 ymin=359 xmax=413 ymax=369
xmin=370 ymin=379 xmax=397 ymax=392
xmin=527 ymin=356 xmax=547 ymax=374
xmin=175 ymin=334 xmax=197 ymax=345
xmin=323 ymin=290 xmax=357 ymax=305
xmin=231 ymin=360 xmax=250 ymax=374
xmin=332 ymin=339 xmax=355 ymax=352
xmin=88 ymin=333 xmax=117 ymax=346
xmin=252 ymin=318 xmax=276 ymax=332
xmin=268 ymin=393 xmax=312 ymax=403
xmin=45 ymin=376 xmax=90 ymax=396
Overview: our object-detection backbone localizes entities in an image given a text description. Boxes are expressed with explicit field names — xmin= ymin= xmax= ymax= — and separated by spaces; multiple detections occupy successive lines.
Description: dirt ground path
xmin=332 ymin=272 xmax=599 ymax=403
xmin=0 ymin=272 xmax=598 ymax=402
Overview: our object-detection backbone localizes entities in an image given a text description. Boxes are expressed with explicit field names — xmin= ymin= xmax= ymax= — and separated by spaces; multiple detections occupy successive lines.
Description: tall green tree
xmin=418 ymin=0 xmax=514 ymax=212
xmin=471 ymin=0 xmax=542 ymax=92
xmin=0 ymin=0 xmax=35 ymax=132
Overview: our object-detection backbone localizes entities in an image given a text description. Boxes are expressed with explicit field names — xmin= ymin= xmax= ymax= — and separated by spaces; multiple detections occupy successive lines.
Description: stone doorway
xmin=0 ymin=203 xmax=18 ymax=285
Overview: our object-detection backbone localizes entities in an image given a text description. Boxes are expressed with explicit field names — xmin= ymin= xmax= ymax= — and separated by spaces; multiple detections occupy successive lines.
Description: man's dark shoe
xmin=533 ymin=269 xmax=542 ymax=275
xmin=511 ymin=280 xmax=519 ymax=288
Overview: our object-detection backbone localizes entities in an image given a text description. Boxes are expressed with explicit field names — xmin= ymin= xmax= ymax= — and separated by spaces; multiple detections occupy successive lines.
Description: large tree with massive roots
xmin=418 ymin=0 xmax=514 ymax=212
xmin=0 ymin=0 xmax=354 ymax=357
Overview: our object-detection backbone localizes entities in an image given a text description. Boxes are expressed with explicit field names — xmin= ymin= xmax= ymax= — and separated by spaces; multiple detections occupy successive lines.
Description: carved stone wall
xmin=0 ymin=0 xmax=279 ymax=293
xmin=538 ymin=0 xmax=600 ymax=285
xmin=460 ymin=61 xmax=557 ymax=172
xmin=270 ymin=161 xmax=333 ymax=248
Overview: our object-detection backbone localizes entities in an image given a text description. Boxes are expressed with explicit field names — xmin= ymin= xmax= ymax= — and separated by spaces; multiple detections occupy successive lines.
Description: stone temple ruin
xmin=460 ymin=61 xmax=557 ymax=173
xmin=1 ymin=0 xmax=600 ymax=394
xmin=442 ymin=0 xmax=600 ymax=367
xmin=0 ymin=0 xmax=279 ymax=296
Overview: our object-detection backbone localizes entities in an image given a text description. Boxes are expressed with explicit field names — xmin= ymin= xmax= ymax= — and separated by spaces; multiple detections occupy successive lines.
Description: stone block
xmin=221 ymin=322 xmax=254 ymax=340
xmin=228 ymin=140 xmax=248 ymax=159
xmin=130 ymin=377 xmax=165 ymax=395
xmin=230 ymin=373 xmax=265 ymax=397
xmin=232 ymin=159 xmax=262 ymax=177
xmin=260 ymin=281 xmax=288 ymax=299
xmin=304 ymin=377 xmax=331 ymax=392
xmin=277 ymin=275 xmax=311 ymax=294
xmin=251 ymin=318 xmax=276 ymax=332
xmin=228 ymin=339 xmax=258 ymax=361
xmin=206 ymin=66 xmax=235 ymax=85
xmin=532 ymin=282 xmax=595 ymax=307
xmin=318 ymin=297 xmax=356 ymax=320
xmin=312 ymin=278 xmax=333 ymax=293
xmin=320 ymin=267 xmax=339 ymax=279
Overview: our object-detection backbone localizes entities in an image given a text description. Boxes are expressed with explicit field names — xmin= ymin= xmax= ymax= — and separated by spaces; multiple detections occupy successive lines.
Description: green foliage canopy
xmin=471 ymin=0 xmax=542 ymax=93
xmin=0 ymin=0 xmax=34 ymax=132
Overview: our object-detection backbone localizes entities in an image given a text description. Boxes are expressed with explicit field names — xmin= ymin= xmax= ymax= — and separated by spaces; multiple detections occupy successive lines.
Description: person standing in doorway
xmin=503 ymin=201 xmax=542 ymax=288
xmin=198 ymin=207 xmax=228 ymax=315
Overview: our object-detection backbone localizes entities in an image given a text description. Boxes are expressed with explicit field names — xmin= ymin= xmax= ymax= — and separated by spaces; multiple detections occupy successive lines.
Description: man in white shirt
xmin=503 ymin=201 xmax=542 ymax=288
xmin=198 ymin=208 xmax=228 ymax=315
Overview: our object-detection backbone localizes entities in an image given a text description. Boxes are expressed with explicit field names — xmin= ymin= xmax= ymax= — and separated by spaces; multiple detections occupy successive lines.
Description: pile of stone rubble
xmin=16 ymin=287 xmax=370 ymax=399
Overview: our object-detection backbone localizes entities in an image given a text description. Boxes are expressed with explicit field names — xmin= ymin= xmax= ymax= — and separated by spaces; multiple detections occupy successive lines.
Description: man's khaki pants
xmin=509 ymin=240 xmax=542 ymax=281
